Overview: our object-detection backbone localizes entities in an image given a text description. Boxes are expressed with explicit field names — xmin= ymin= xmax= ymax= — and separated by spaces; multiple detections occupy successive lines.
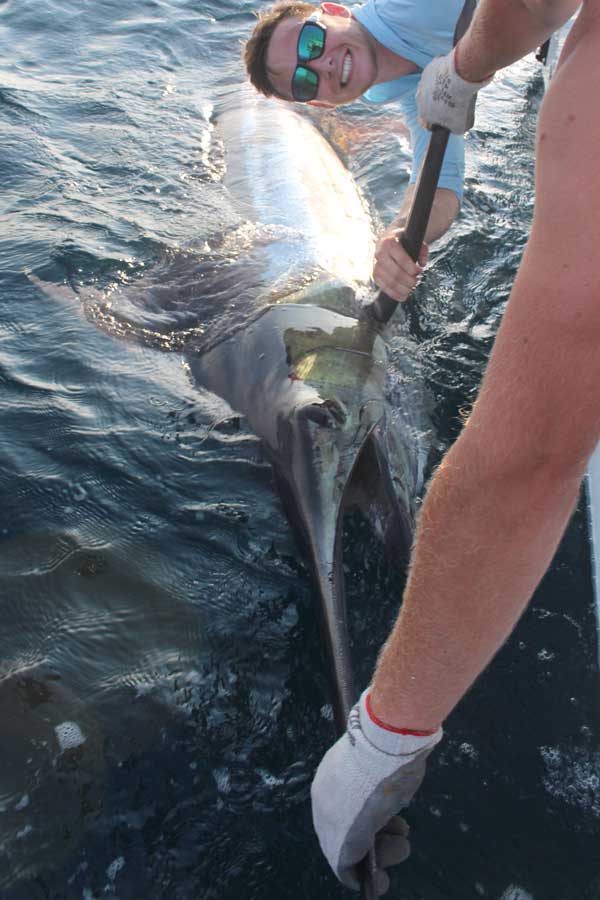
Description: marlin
xmin=29 ymin=87 xmax=429 ymax=735
xmin=185 ymin=87 xmax=428 ymax=730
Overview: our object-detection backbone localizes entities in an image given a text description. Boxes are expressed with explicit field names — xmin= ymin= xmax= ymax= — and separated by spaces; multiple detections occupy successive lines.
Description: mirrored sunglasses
xmin=292 ymin=15 xmax=326 ymax=102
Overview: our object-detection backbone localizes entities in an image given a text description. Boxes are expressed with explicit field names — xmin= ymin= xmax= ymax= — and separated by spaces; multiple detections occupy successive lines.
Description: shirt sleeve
xmin=398 ymin=75 xmax=465 ymax=203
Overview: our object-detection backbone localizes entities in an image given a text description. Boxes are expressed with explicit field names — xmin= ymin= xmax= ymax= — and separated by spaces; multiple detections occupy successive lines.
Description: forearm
xmin=391 ymin=185 xmax=459 ymax=244
xmin=457 ymin=0 xmax=580 ymax=82
xmin=373 ymin=187 xmax=458 ymax=301
xmin=370 ymin=428 xmax=584 ymax=730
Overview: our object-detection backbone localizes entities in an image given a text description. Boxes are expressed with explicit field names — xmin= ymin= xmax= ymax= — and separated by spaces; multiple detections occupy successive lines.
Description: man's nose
xmin=311 ymin=52 xmax=334 ymax=77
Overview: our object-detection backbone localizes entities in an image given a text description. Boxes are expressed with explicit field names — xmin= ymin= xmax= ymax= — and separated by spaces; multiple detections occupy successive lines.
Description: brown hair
xmin=243 ymin=2 xmax=317 ymax=98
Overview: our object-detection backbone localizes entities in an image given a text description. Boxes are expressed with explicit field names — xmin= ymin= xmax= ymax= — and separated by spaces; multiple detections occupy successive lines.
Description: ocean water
xmin=1 ymin=2 xmax=599 ymax=899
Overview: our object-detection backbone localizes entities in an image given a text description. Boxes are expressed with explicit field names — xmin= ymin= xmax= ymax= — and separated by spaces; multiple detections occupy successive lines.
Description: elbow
xmin=519 ymin=445 xmax=590 ymax=493
xmin=474 ymin=428 xmax=593 ymax=504
xmin=441 ymin=190 xmax=460 ymax=228
xmin=428 ymin=188 xmax=460 ymax=242
xmin=453 ymin=410 xmax=595 ymax=508
xmin=522 ymin=0 xmax=579 ymax=29
xmin=537 ymin=437 xmax=596 ymax=486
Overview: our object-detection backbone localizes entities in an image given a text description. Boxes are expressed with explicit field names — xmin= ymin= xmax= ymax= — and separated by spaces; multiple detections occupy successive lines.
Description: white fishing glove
xmin=311 ymin=689 xmax=442 ymax=893
xmin=416 ymin=46 xmax=493 ymax=134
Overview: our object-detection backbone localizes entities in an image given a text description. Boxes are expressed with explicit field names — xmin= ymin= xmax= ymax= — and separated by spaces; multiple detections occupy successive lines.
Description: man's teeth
xmin=341 ymin=52 xmax=352 ymax=86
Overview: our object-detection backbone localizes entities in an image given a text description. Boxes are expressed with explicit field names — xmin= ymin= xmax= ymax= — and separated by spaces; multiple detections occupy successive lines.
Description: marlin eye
xmin=298 ymin=400 xmax=347 ymax=428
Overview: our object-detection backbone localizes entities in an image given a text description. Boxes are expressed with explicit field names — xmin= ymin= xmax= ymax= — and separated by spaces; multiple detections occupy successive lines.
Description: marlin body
xmin=187 ymin=89 xmax=426 ymax=729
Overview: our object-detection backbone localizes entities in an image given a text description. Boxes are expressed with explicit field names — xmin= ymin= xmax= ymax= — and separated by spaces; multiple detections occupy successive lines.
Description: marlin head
xmin=197 ymin=301 xmax=416 ymax=728
xmin=188 ymin=301 xmax=421 ymax=727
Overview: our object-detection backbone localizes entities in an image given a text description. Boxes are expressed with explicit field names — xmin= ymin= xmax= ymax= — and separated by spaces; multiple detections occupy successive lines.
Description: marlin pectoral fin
xmin=26 ymin=271 xmax=84 ymax=307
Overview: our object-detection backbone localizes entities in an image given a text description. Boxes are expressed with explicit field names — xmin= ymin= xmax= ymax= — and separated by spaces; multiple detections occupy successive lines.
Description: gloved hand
xmin=311 ymin=689 xmax=443 ymax=893
xmin=416 ymin=46 xmax=493 ymax=134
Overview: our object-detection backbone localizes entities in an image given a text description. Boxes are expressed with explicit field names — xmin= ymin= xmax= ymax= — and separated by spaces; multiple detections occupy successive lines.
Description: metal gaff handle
xmin=370 ymin=0 xmax=476 ymax=325
xmin=369 ymin=129 xmax=449 ymax=324
xmin=359 ymin=848 xmax=379 ymax=899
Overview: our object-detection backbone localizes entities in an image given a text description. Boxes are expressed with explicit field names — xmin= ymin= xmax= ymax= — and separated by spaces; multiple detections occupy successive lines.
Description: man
xmin=244 ymin=0 xmax=489 ymax=302
xmin=309 ymin=0 xmax=594 ymax=893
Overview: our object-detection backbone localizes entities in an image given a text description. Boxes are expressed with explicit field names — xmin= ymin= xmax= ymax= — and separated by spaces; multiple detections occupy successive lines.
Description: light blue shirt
xmin=353 ymin=0 xmax=466 ymax=201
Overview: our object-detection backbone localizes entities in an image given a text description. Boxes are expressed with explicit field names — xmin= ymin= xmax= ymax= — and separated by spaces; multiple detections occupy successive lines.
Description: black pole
xmin=370 ymin=126 xmax=450 ymax=324
xmin=359 ymin=851 xmax=379 ymax=900
xmin=369 ymin=0 xmax=476 ymax=326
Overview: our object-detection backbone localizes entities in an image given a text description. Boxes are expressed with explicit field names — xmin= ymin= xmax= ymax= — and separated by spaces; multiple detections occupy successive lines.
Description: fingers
xmin=377 ymin=816 xmax=411 ymax=867
xmin=373 ymin=232 xmax=426 ymax=303
xmin=375 ymin=868 xmax=391 ymax=895
xmin=381 ymin=815 xmax=410 ymax=838
xmin=376 ymin=829 xmax=411 ymax=868
xmin=365 ymin=817 xmax=411 ymax=896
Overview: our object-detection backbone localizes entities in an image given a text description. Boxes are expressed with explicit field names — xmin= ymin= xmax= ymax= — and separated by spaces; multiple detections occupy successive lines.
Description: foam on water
xmin=459 ymin=742 xmax=479 ymax=761
xmin=106 ymin=856 xmax=125 ymax=881
xmin=500 ymin=887 xmax=535 ymax=900
xmin=540 ymin=744 xmax=600 ymax=816
xmin=54 ymin=721 xmax=86 ymax=752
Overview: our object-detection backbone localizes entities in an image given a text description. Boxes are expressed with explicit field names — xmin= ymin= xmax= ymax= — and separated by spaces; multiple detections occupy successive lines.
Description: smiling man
xmin=244 ymin=0 xmax=487 ymax=301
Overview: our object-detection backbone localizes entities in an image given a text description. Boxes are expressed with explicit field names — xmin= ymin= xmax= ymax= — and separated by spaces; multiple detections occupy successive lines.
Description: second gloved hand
xmin=416 ymin=47 xmax=493 ymax=134
xmin=311 ymin=689 xmax=442 ymax=893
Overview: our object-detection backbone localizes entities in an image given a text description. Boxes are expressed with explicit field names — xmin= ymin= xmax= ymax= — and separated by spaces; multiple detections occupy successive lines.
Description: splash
xmin=500 ymin=886 xmax=535 ymax=900
xmin=54 ymin=720 xmax=87 ymax=752
xmin=540 ymin=744 xmax=600 ymax=817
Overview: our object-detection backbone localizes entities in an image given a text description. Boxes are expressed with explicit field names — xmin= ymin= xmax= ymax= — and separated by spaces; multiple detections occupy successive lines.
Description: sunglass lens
xmin=298 ymin=23 xmax=325 ymax=60
xmin=292 ymin=65 xmax=318 ymax=101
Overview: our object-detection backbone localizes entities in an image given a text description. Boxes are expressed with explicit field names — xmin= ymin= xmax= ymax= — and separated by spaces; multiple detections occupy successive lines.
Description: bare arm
xmin=394 ymin=184 xmax=459 ymax=243
xmin=373 ymin=186 xmax=459 ymax=301
xmin=370 ymin=5 xmax=600 ymax=728
xmin=456 ymin=0 xmax=581 ymax=82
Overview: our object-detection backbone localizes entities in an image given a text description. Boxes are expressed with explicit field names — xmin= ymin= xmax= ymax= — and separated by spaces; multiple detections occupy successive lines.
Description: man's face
xmin=265 ymin=9 xmax=378 ymax=106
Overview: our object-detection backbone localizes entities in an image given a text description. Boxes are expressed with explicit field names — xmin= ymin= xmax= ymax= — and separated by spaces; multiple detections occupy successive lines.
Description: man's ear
xmin=308 ymin=99 xmax=336 ymax=109
xmin=320 ymin=2 xmax=351 ymax=18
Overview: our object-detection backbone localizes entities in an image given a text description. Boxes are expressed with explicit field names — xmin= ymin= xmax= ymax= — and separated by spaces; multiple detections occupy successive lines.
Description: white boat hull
xmin=543 ymin=12 xmax=600 ymax=638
